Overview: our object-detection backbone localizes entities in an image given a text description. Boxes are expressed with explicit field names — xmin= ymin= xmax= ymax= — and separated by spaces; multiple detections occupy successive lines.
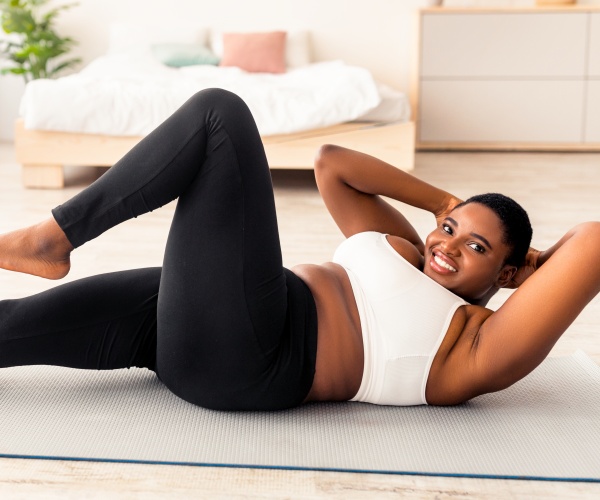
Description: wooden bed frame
xmin=15 ymin=119 xmax=415 ymax=188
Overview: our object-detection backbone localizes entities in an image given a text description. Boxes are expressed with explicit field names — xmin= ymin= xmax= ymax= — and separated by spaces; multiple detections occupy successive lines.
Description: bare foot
xmin=0 ymin=218 xmax=73 ymax=279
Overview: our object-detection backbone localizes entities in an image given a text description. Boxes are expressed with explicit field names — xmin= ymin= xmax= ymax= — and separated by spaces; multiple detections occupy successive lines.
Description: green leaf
xmin=2 ymin=8 xmax=36 ymax=34
xmin=3 ymin=66 xmax=27 ymax=75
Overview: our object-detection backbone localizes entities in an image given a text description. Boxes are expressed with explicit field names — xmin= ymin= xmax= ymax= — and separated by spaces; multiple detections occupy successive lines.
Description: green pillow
xmin=151 ymin=43 xmax=220 ymax=67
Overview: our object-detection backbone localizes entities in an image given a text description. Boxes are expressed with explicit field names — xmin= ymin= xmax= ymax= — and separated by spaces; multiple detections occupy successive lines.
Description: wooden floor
xmin=0 ymin=142 xmax=599 ymax=498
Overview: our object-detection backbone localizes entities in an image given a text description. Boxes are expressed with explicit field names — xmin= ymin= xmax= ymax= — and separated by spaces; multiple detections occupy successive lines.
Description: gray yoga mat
xmin=1 ymin=351 xmax=599 ymax=482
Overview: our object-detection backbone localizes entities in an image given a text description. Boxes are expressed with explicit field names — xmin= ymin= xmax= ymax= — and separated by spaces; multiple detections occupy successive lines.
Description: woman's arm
xmin=314 ymin=145 xmax=461 ymax=254
xmin=435 ymin=222 xmax=600 ymax=405
xmin=507 ymin=226 xmax=583 ymax=288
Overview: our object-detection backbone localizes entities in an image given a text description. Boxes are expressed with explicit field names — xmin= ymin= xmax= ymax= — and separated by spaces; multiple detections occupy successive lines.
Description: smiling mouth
xmin=430 ymin=252 xmax=457 ymax=273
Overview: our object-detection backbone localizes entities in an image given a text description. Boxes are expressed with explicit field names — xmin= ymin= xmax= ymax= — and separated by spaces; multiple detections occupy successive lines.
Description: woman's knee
xmin=188 ymin=88 xmax=248 ymax=117
xmin=184 ymin=88 xmax=261 ymax=153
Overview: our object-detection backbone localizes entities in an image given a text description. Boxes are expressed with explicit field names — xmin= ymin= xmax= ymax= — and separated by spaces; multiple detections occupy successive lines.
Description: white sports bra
xmin=332 ymin=231 xmax=467 ymax=406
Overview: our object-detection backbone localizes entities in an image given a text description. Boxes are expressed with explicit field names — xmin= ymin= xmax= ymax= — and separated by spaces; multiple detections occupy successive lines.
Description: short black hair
xmin=454 ymin=193 xmax=532 ymax=267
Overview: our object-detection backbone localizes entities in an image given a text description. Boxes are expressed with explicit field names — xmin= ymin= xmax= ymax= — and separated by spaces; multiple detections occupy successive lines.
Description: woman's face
xmin=423 ymin=202 xmax=515 ymax=303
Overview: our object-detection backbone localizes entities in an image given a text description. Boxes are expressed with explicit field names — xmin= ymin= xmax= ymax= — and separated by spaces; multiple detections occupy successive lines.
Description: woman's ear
xmin=496 ymin=264 xmax=517 ymax=288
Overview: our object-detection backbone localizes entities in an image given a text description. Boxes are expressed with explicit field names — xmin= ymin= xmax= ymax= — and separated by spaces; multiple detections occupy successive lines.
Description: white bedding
xmin=20 ymin=53 xmax=410 ymax=137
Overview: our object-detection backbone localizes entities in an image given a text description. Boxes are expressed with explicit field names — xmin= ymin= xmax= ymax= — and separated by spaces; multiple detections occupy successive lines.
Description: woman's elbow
xmin=574 ymin=221 xmax=600 ymax=242
xmin=314 ymin=144 xmax=342 ymax=172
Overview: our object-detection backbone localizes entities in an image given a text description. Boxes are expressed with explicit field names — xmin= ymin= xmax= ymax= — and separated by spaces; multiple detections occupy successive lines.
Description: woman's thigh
xmin=155 ymin=90 xmax=291 ymax=408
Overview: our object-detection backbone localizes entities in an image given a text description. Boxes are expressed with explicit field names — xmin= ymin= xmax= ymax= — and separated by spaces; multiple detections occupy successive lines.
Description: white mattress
xmin=20 ymin=53 xmax=410 ymax=137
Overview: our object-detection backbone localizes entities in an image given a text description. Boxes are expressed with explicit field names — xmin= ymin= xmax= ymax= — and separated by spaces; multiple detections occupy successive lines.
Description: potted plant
xmin=0 ymin=0 xmax=81 ymax=83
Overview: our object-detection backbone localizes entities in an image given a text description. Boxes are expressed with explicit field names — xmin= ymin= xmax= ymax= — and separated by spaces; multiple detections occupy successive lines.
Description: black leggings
xmin=0 ymin=89 xmax=318 ymax=411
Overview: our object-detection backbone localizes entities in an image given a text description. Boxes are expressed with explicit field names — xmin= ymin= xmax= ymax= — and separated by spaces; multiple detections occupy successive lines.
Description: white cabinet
xmin=588 ymin=13 xmax=600 ymax=77
xmin=416 ymin=8 xmax=600 ymax=150
xmin=420 ymin=80 xmax=584 ymax=143
xmin=421 ymin=13 xmax=587 ymax=78
xmin=586 ymin=81 xmax=600 ymax=143
xmin=588 ymin=13 xmax=600 ymax=143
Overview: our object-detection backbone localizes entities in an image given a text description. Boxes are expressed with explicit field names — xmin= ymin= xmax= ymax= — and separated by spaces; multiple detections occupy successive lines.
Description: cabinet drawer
xmin=588 ymin=13 xmax=600 ymax=77
xmin=585 ymin=81 xmax=600 ymax=142
xmin=419 ymin=80 xmax=584 ymax=143
xmin=421 ymin=13 xmax=587 ymax=78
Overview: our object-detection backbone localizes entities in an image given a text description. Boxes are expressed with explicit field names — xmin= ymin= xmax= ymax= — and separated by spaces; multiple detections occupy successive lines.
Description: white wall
xmin=0 ymin=74 xmax=24 ymax=141
xmin=57 ymin=0 xmax=428 ymax=87
xmin=1 ymin=0 xmax=431 ymax=141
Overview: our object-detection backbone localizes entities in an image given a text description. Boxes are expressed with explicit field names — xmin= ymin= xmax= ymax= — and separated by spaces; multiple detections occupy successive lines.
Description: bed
xmin=14 ymin=27 xmax=415 ymax=188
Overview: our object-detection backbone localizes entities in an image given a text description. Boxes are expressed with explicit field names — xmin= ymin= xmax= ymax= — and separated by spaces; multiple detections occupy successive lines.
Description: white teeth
xmin=434 ymin=254 xmax=457 ymax=272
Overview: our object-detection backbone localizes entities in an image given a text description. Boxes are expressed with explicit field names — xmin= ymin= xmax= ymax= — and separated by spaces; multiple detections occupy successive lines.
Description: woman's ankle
xmin=36 ymin=218 xmax=74 ymax=257
xmin=0 ymin=218 xmax=73 ymax=280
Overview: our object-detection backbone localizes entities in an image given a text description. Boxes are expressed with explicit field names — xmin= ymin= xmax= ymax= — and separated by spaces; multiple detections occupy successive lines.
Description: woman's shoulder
xmin=384 ymin=234 xmax=424 ymax=270
xmin=333 ymin=231 xmax=424 ymax=272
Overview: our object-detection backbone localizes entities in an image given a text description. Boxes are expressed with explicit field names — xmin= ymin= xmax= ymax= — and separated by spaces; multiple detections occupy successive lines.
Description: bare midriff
xmin=293 ymin=262 xmax=486 ymax=405
xmin=292 ymin=262 xmax=364 ymax=402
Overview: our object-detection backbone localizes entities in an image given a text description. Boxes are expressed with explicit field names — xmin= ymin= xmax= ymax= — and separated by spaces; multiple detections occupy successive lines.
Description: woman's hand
xmin=505 ymin=247 xmax=542 ymax=289
xmin=434 ymin=195 xmax=463 ymax=226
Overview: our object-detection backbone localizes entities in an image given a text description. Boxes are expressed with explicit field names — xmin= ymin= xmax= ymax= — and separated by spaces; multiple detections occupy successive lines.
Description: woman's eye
xmin=442 ymin=224 xmax=453 ymax=234
xmin=469 ymin=243 xmax=485 ymax=253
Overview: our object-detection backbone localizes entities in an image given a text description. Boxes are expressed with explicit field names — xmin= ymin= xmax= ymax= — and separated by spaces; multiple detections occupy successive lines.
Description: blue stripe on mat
xmin=1 ymin=453 xmax=599 ymax=483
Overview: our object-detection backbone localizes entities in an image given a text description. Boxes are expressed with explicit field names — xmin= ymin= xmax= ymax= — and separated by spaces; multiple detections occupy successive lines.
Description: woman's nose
xmin=441 ymin=237 xmax=460 ymax=256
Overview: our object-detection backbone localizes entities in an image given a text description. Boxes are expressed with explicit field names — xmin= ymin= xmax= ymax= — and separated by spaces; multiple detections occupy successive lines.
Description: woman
xmin=0 ymin=89 xmax=598 ymax=410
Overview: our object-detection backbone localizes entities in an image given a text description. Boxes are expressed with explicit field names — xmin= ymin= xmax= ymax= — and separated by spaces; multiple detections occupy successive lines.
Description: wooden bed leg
xmin=22 ymin=164 xmax=65 ymax=189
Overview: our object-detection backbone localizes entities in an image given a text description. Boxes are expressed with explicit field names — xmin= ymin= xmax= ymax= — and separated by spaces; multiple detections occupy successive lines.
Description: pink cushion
xmin=220 ymin=31 xmax=287 ymax=73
